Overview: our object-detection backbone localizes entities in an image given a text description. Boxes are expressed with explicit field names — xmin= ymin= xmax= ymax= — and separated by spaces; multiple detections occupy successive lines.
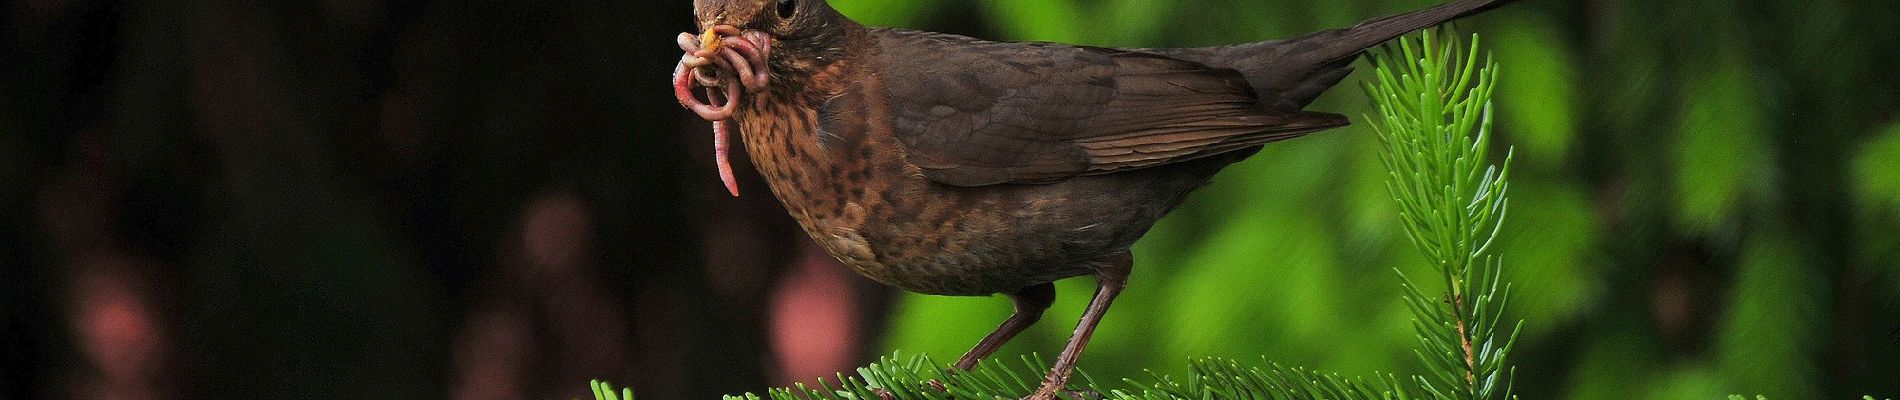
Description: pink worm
xmin=674 ymin=27 xmax=769 ymax=197
xmin=711 ymin=119 xmax=739 ymax=196
xmin=673 ymin=59 xmax=742 ymax=197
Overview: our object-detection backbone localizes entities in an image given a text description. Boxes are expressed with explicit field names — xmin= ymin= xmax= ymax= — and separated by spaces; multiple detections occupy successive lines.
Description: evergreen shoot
xmin=1363 ymin=30 xmax=1520 ymax=400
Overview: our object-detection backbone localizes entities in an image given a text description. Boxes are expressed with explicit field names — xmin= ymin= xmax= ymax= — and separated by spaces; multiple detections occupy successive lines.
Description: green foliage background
xmin=822 ymin=0 xmax=1900 ymax=399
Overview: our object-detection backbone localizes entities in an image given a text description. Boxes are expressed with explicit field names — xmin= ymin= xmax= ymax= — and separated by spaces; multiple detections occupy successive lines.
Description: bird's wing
xmin=872 ymin=29 xmax=1348 ymax=187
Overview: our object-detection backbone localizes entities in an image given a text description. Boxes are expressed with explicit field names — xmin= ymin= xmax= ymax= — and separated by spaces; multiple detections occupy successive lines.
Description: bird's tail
xmin=1144 ymin=0 xmax=1518 ymax=110
xmin=1300 ymin=0 xmax=1519 ymax=62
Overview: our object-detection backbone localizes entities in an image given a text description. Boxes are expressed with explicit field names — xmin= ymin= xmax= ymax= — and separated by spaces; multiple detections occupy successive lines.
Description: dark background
xmin=3 ymin=0 xmax=1898 ymax=399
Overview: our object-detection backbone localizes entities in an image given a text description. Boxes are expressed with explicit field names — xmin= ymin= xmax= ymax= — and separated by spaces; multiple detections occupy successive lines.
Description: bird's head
xmin=689 ymin=0 xmax=855 ymax=81
xmin=676 ymin=0 xmax=858 ymax=197
xmin=693 ymin=0 xmax=847 ymax=40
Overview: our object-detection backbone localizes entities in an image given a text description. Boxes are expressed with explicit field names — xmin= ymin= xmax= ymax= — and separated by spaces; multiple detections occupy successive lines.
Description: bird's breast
xmin=735 ymin=73 xmax=1137 ymax=296
xmin=733 ymin=91 xmax=908 ymax=280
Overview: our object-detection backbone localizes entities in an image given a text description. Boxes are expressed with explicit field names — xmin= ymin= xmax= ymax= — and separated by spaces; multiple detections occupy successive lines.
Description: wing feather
xmin=873 ymin=29 xmax=1347 ymax=186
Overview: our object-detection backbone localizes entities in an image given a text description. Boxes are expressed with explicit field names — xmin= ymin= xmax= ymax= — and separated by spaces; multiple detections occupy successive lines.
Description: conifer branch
xmin=1364 ymin=29 xmax=1519 ymax=400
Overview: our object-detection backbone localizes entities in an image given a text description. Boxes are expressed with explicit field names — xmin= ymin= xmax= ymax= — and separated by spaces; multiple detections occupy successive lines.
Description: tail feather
xmin=1141 ymin=0 xmax=1518 ymax=110
xmin=1310 ymin=0 xmax=1519 ymax=64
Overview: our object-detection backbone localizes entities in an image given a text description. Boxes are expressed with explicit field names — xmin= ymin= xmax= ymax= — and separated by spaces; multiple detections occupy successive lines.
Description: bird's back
xmin=866 ymin=28 xmax=1349 ymax=187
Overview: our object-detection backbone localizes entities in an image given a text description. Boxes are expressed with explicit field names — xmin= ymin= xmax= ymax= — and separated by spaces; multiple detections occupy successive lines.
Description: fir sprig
xmin=1364 ymin=30 xmax=1520 ymax=400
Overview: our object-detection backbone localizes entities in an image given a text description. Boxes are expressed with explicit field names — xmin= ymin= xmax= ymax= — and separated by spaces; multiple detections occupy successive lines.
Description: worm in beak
xmin=673 ymin=25 xmax=772 ymax=197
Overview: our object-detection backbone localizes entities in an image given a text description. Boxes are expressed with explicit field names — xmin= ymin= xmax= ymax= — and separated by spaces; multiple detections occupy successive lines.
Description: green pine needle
xmin=589 ymin=379 xmax=634 ymax=400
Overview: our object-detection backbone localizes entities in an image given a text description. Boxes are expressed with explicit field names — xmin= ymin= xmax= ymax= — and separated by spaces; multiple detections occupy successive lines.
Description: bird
xmin=671 ymin=0 xmax=1518 ymax=398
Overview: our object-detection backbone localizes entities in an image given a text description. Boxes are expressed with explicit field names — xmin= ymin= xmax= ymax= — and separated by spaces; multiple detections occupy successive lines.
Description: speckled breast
xmin=732 ymin=87 xmax=1215 ymax=296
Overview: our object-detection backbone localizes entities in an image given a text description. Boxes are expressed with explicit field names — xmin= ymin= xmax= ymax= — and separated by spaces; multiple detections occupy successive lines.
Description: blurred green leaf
xmin=829 ymin=0 xmax=934 ymax=27
xmin=1646 ymin=365 xmax=1727 ymax=400
xmin=1341 ymin=132 xmax=1409 ymax=264
xmin=1100 ymin=0 xmax=1175 ymax=44
xmin=1715 ymin=231 xmax=1824 ymax=397
xmin=1496 ymin=181 xmax=1599 ymax=335
xmin=1158 ymin=204 xmax=1346 ymax=362
xmin=1852 ymin=123 xmax=1900 ymax=214
xmin=1563 ymin=327 xmax=1665 ymax=400
xmin=1852 ymin=122 xmax=1900 ymax=298
xmin=1670 ymin=55 xmax=1775 ymax=234
xmin=981 ymin=0 xmax=1084 ymax=42
xmin=1491 ymin=15 xmax=1581 ymax=166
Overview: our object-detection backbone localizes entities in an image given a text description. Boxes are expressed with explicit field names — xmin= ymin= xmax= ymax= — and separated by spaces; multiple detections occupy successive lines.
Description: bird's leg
xmin=953 ymin=283 xmax=1057 ymax=371
xmin=1028 ymin=252 xmax=1132 ymax=400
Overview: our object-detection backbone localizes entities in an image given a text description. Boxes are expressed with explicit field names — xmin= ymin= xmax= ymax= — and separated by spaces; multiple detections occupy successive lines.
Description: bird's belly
xmin=740 ymin=131 xmax=1113 ymax=295
xmin=782 ymin=174 xmax=1112 ymax=296
xmin=756 ymin=153 xmax=1186 ymax=295
xmin=814 ymin=202 xmax=1113 ymax=296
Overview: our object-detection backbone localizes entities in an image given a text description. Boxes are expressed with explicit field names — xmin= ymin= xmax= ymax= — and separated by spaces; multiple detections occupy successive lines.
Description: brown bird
xmin=672 ymin=0 xmax=1517 ymax=397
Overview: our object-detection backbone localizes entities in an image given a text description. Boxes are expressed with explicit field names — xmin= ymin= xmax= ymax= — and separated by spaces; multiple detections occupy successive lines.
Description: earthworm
xmin=712 ymin=117 xmax=739 ymax=197
xmin=672 ymin=56 xmax=739 ymax=121
xmin=673 ymin=26 xmax=769 ymax=197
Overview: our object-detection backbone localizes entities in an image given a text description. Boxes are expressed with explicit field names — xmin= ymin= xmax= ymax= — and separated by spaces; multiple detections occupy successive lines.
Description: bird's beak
xmin=699 ymin=27 xmax=723 ymax=57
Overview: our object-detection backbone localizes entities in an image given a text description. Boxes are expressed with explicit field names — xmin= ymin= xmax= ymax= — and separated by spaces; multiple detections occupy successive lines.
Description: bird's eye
xmin=776 ymin=0 xmax=796 ymax=19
